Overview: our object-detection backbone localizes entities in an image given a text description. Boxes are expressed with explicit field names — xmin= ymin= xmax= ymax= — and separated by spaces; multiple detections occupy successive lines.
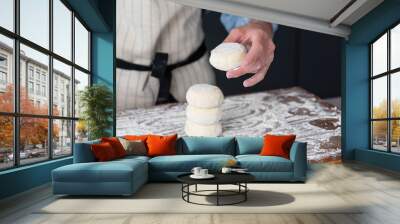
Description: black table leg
xmin=181 ymin=184 xmax=183 ymax=199
xmin=245 ymin=183 xmax=247 ymax=201
xmin=187 ymin=184 xmax=190 ymax=202
xmin=216 ymin=184 xmax=219 ymax=206
xmin=180 ymin=182 xmax=250 ymax=206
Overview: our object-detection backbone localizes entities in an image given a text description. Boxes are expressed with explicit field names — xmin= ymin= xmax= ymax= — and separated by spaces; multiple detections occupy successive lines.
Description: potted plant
xmin=79 ymin=84 xmax=113 ymax=140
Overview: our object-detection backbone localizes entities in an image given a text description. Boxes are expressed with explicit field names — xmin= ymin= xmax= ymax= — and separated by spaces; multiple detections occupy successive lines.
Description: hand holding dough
xmin=209 ymin=43 xmax=246 ymax=71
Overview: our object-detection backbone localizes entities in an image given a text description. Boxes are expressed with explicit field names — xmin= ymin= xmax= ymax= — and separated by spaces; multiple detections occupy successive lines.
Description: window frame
xmin=0 ymin=0 xmax=91 ymax=171
xmin=370 ymin=20 xmax=400 ymax=153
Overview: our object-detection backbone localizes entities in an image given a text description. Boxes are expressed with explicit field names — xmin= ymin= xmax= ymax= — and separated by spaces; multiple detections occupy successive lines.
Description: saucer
xmin=190 ymin=174 xmax=215 ymax=179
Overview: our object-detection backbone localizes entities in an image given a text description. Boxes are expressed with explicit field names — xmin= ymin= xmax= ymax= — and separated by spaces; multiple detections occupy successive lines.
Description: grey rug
xmin=117 ymin=87 xmax=341 ymax=162
xmin=38 ymin=183 xmax=361 ymax=214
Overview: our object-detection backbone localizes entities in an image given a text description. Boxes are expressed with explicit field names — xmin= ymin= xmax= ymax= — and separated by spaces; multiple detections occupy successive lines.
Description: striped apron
xmin=116 ymin=0 xmax=216 ymax=111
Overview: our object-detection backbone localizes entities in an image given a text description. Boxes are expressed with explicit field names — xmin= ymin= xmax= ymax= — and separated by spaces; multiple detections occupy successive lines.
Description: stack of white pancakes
xmin=185 ymin=84 xmax=224 ymax=137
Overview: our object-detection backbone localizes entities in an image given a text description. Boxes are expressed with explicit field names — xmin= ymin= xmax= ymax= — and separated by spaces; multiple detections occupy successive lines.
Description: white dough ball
xmin=186 ymin=105 xmax=222 ymax=125
xmin=185 ymin=120 xmax=222 ymax=137
xmin=186 ymin=84 xmax=224 ymax=108
xmin=209 ymin=42 xmax=246 ymax=71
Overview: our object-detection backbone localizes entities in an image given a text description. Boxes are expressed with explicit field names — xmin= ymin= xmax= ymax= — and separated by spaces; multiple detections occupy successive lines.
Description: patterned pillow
xmin=118 ymin=138 xmax=147 ymax=156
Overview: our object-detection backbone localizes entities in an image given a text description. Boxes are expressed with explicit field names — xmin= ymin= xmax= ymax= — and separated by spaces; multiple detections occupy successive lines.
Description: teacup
xmin=199 ymin=169 xmax=208 ymax=176
xmin=191 ymin=167 xmax=202 ymax=176
xmin=221 ymin=167 xmax=232 ymax=174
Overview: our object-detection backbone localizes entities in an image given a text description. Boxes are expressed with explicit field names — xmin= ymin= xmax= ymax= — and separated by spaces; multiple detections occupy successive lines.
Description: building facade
xmin=0 ymin=41 xmax=76 ymax=153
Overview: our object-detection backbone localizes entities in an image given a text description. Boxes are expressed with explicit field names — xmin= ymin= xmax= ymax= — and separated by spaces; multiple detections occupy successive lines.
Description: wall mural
xmin=116 ymin=0 xmax=342 ymax=163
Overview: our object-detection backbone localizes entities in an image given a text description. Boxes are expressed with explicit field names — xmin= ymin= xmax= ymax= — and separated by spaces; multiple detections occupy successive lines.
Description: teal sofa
xmin=52 ymin=136 xmax=307 ymax=196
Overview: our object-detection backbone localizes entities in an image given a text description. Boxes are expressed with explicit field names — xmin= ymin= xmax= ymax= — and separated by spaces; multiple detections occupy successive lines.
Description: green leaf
xmin=79 ymin=84 xmax=113 ymax=140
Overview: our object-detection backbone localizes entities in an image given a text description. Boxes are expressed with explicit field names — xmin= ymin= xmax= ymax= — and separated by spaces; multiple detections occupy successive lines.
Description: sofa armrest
xmin=73 ymin=141 xmax=99 ymax=163
xmin=289 ymin=142 xmax=307 ymax=181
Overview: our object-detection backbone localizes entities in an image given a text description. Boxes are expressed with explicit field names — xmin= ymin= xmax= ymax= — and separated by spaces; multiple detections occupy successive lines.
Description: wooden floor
xmin=1 ymin=162 xmax=400 ymax=224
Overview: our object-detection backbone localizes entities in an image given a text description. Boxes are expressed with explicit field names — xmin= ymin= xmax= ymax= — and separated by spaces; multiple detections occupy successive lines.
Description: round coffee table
xmin=177 ymin=173 xmax=255 ymax=206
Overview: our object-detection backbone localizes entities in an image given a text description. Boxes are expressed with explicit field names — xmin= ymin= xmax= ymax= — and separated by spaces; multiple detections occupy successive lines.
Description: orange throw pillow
xmin=260 ymin=134 xmax=296 ymax=159
xmin=91 ymin=142 xmax=117 ymax=161
xmin=124 ymin=135 xmax=149 ymax=142
xmin=146 ymin=134 xmax=177 ymax=157
xmin=101 ymin=137 xmax=127 ymax=158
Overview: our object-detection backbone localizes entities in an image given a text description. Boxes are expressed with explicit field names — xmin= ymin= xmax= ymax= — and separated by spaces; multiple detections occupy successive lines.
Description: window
xmin=35 ymin=83 xmax=40 ymax=95
xmin=0 ymin=35 xmax=13 ymax=111
xmin=0 ymin=71 xmax=7 ymax=84
xmin=74 ymin=69 xmax=89 ymax=119
xmin=0 ymin=0 xmax=14 ymax=31
xmin=0 ymin=54 xmax=7 ymax=67
xmin=370 ymin=22 xmax=400 ymax=153
xmin=28 ymin=81 xmax=34 ymax=93
xmin=42 ymin=85 xmax=46 ymax=97
xmin=35 ymin=70 xmax=40 ymax=81
xmin=53 ymin=59 xmax=72 ymax=117
xmin=0 ymin=54 xmax=7 ymax=86
xmin=53 ymin=119 xmax=72 ymax=158
xmin=74 ymin=18 xmax=90 ymax=70
xmin=20 ymin=45 xmax=49 ymax=116
xmin=53 ymin=0 xmax=72 ymax=60
xmin=0 ymin=0 xmax=91 ymax=170
xmin=0 ymin=116 xmax=13 ymax=169
xmin=20 ymin=0 xmax=49 ymax=49
xmin=28 ymin=67 xmax=34 ymax=80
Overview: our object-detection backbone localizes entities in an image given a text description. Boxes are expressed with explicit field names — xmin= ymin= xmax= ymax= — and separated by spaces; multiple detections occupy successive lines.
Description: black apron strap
xmin=151 ymin=53 xmax=169 ymax=103
xmin=116 ymin=41 xmax=207 ymax=104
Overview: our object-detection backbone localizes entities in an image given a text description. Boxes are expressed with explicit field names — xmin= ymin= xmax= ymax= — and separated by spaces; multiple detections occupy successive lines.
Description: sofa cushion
xmin=236 ymin=155 xmax=293 ymax=172
xmin=149 ymin=154 xmax=235 ymax=172
xmin=91 ymin=142 xmax=118 ymax=161
xmin=124 ymin=135 xmax=149 ymax=142
xmin=116 ymin=155 xmax=150 ymax=163
xmin=177 ymin=137 xmax=235 ymax=155
xmin=235 ymin=136 xmax=263 ymax=155
xmin=53 ymin=158 xmax=147 ymax=183
xmin=101 ymin=137 xmax=127 ymax=158
xmin=147 ymin=134 xmax=177 ymax=157
xmin=260 ymin=134 xmax=296 ymax=159
xmin=118 ymin=138 xmax=147 ymax=156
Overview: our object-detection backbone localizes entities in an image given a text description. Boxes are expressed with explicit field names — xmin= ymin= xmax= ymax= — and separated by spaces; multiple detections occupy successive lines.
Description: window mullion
xmin=388 ymin=30 xmax=391 ymax=152
xmin=49 ymin=0 xmax=54 ymax=160
xmin=71 ymin=10 xmax=76 ymax=155
xmin=13 ymin=0 xmax=20 ymax=167
xmin=370 ymin=45 xmax=373 ymax=149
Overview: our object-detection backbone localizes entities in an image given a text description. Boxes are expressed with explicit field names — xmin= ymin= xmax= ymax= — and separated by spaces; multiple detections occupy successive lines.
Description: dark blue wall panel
xmin=0 ymin=0 xmax=116 ymax=200
xmin=91 ymin=31 xmax=115 ymax=135
xmin=343 ymin=0 xmax=400 ymax=171
xmin=0 ymin=158 xmax=72 ymax=199
xmin=355 ymin=149 xmax=400 ymax=172
xmin=342 ymin=44 xmax=370 ymax=159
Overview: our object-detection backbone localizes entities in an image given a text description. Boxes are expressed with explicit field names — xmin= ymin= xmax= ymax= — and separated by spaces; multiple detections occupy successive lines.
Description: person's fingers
xmin=226 ymin=66 xmax=248 ymax=79
xmin=226 ymin=43 xmax=263 ymax=78
xmin=243 ymin=54 xmax=274 ymax=87
xmin=223 ymin=28 xmax=244 ymax=43
xmin=243 ymin=66 xmax=268 ymax=87
xmin=241 ymin=43 xmax=262 ymax=69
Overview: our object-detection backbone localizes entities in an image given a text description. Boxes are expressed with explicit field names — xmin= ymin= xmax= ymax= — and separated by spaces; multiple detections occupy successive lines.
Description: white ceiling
xmin=171 ymin=0 xmax=384 ymax=38
xmin=227 ymin=0 xmax=352 ymax=21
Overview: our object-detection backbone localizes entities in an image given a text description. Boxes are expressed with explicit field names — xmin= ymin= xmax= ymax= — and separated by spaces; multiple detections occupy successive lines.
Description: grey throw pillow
xmin=118 ymin=138 xmax=147 ymax=156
